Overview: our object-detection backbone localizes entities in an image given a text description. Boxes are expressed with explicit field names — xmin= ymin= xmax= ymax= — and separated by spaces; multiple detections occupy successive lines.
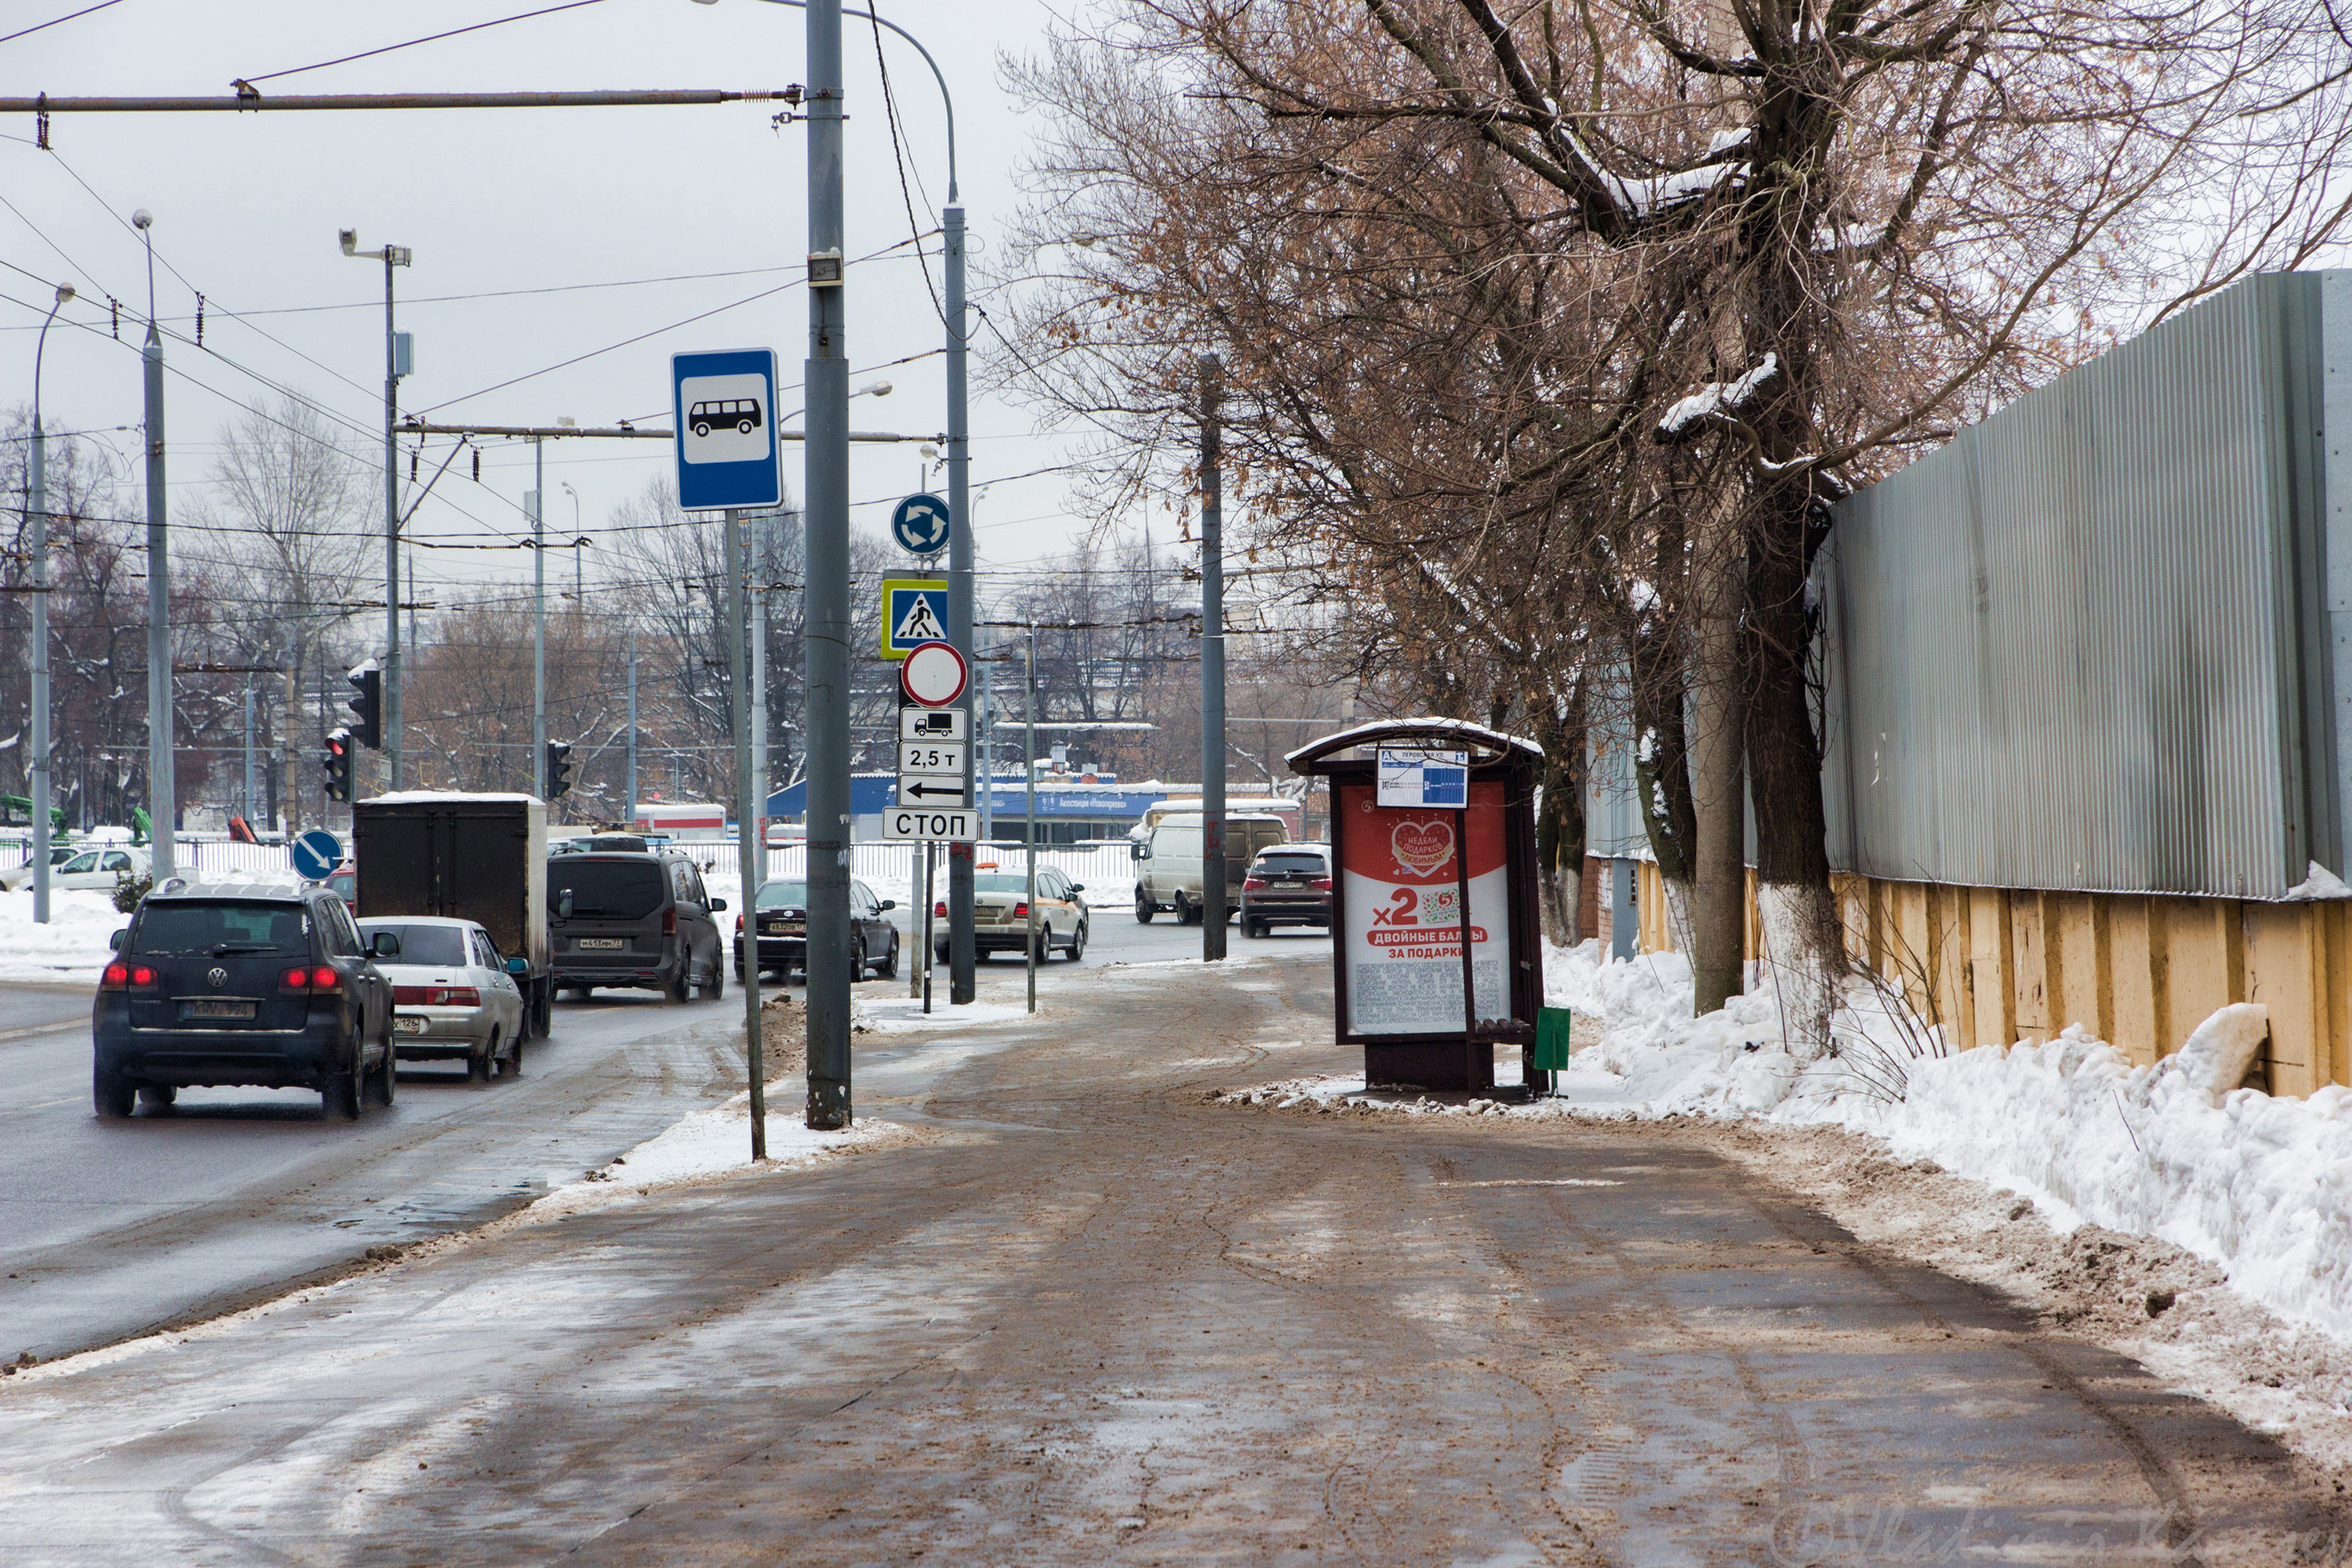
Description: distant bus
xmin=689 ymin=398 xmax=763 ymax=438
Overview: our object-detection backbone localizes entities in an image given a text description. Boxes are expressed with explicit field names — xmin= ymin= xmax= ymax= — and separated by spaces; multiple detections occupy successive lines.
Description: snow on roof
xmin=365 ymin=791 xmax=543 ymax=806
xmin=1284 ymin=717 xmax=1543 ymax=769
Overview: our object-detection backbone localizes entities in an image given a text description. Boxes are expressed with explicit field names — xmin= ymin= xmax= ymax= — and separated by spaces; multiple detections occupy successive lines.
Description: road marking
xmin=1441 ymin=1178 xmax=1624 ymax=1188
xmin=0 ymin=1020 xmax=87 ymax=1046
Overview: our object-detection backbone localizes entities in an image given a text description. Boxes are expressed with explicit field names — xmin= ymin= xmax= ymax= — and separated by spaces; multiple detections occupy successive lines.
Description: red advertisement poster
xmin=1336 ymin=779 xmax=1511 ymax=1036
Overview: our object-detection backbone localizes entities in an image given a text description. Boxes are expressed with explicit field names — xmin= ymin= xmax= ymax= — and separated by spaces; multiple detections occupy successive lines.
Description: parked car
xmin=1133 ymin=813 xmax=1290 ymax=925
xmin=92 ymin=879 xmax=397 ymax=1120
xmin=937 ymin=867 xmax=1089 ymax=963
xmin=0 ymin=842 xmax=83 ymax=891
xmin=1239 ymin=843 xmax=1333 ymax=937
xmin=358 ymin=915 xmax=528 ymax=1083
xmin=548 ymin=850 xmax=726 ymax=1004
xmin=18 ymin=845 xmax=152 ymax=893
xmin=325 ymin=862 xmax=357 ymax=910
xmin=733 ymin=878 xmax=900 ymax=983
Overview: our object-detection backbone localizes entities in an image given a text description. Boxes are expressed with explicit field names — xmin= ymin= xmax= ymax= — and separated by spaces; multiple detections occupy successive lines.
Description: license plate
xmin=394 ymin=1015 xmax=426 ymax=1035
xmin=577 ymin=938 xmax=625 ymax=950
xmin=761 ymin=922 xmax=803 ymax=935
xmin=182 ymin=999 xmax=255 ymax=1020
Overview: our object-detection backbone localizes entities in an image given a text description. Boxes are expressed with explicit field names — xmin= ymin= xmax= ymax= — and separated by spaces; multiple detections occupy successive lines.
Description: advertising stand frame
xmin=1289 ymin=720 xmax=1545 ymax=1092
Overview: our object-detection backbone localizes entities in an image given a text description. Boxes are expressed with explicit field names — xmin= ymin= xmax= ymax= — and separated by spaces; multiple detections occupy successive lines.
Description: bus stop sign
xmin=671 ymin=348 xmax=782 ymax=511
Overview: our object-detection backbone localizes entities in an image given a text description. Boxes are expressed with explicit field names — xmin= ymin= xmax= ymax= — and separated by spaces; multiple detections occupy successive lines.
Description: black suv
xmin=93 ymin=880 xmax=399 ymax=1120
xmin=548 ymin=851 xmax=727 ymax=1003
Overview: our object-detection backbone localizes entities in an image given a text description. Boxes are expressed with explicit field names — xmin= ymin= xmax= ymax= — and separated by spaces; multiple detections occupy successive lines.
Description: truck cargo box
xmin=353 ymin=793 xmax=549 ymax=978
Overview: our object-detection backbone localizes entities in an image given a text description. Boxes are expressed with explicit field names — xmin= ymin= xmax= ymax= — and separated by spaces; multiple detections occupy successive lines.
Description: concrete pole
xmin=381 ymin=250 xmax=402 ymax=793
xmin=946 ymin=201 xmax=977 ymax=1005
xmin=1199 ymin=355 xmax=1224 ymax=962
xmin=803 ymin=0 xmax=853 ymax=1130
xmin=1025 ymin=622 xmax=1037 ymax=1014
xmin=29 ymin=286 xmax=66 ymax=923
xmin=626 ymin=627 xmax=638 ymax=831
xmin=530 ymin=443 xmax=545 ymax=797
xmin=139 ymin=218 xmax=176 ymax=879
xmin=242 ymin=684 xmax=255 ymax=826
xmin=750 ymin=511 xmax=769 ymax=826
xmin=725 ymin=508 xmax=768 ymax=1160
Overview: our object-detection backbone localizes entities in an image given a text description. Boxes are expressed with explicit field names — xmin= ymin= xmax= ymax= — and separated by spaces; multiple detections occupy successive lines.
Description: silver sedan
xmin=357 ymin=916 xmax=528 ymax=1083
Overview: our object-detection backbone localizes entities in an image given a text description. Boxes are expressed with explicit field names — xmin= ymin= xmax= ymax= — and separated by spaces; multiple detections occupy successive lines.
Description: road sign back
xmin=881 ymin=578 xmax=950 ymax=659
xmin=890 ymin=492 xmax=952 ymax=556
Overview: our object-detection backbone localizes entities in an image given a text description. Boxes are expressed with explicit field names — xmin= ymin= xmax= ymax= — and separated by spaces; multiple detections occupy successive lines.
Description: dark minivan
xmin=93 ymin=880 xmax=399 ymax=1120
xmin=548 ymin=851 xmax=726 ymax=1003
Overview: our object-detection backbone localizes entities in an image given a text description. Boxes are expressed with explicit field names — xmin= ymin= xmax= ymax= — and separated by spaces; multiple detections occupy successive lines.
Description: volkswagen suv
xmin=92 ymin=880 xmax=398 ymax=1120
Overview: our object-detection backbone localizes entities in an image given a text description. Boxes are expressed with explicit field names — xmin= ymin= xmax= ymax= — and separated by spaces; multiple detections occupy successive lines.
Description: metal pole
xmin=1457 ymin=803 xmax=1477 ymax=1063
xmin=725 ymin=508 xmax=768 ymax=1161
xmin=803 ymin=0 xmax=853 ymax=1130
xmin=946 ymin=200 xmax=977 ymax=1005
xmin=29 ymin=286 xmax=66 ymax=923
xmin=626 ymin=627 xmax=638 ymax=831
xmin=978 ymin=653 xmax=993 ymax=842
xmin=918 ymin=841 xmax=933 ymax=1008
xmin=530 ymin=445 xmax=545 ymax=797
xmin=1199 ymin=354 xmax=1224 ymax=962
xmin=382 ymin=249 xmax=402 ymax=794
xmin=750 ymin=513 xmax=769 ymax=825
xmin=242 ymin=684 xmax=255 ymax=826
xmin=140 ymin=218 xmax=175 ymax=880
xmin=1025 ymin=622 xmax=1037 ymax=1014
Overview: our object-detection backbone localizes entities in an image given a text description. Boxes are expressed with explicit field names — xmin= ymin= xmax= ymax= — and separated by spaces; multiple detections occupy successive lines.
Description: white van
xmin=1133 ymin=812 xmax=1290 ymax=925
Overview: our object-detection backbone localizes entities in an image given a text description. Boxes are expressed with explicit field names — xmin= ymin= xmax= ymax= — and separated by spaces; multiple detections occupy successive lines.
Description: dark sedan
xmin=733 ymin=878 xmax=900 ymax=983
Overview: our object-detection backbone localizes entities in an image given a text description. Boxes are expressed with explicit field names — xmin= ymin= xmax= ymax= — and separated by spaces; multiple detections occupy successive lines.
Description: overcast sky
xmin=4 ymin=0 xmax=1116 ymax=626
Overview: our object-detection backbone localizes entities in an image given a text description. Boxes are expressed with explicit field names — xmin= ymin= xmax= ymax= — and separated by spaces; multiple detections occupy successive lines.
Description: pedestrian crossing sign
xmin=881 ymin=577 xmax=950 ymax=660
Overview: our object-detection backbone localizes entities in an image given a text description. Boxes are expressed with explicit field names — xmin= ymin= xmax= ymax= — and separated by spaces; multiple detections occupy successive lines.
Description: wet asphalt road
xmin=0 ymin=947 xmax=2339 ymax=1565
xmin=0 ymin=913 xmax=1319 ymax=1366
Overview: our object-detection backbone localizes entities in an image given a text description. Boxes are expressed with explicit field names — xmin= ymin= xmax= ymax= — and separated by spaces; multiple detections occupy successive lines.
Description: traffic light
xmin=345 ymin=660 xmax=382 ymax=749
xmin=545 ymin=740 xmax=574 ymax=800
xmin=323 ymin=728 xmax=355 ymax=804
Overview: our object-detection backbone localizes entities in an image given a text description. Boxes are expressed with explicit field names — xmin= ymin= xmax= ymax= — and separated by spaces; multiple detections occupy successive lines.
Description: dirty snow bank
xmin=528 ymin=1090 xmax=898 ymax=1221
xmin=1541 ymin=940 xmax=2352 ymax=1343
xmin=0 ymin=889 xmax=128 ymax=983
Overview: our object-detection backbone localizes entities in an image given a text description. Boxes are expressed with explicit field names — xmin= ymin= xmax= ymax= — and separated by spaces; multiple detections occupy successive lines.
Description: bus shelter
xmin=1289 ymin=721 xmax=1545 ymax=1092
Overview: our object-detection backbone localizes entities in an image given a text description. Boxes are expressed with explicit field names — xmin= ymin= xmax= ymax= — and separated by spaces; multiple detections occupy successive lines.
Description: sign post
xmin=882 ymin=641 xmax=975 ymax=843
xmin=1293 ymin=725 xmax=1544 ymax=1093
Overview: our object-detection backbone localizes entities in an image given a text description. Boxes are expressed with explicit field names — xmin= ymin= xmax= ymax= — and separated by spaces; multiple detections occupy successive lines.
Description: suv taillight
xmin=1013 ymin=902 xmax=1028 ymax=919
xmin=934 ymin=900 xmax=947 ymax=918
xmin=281 ymin=967 xmax=311 ymax=991
xmin=1313 ymin=877 xmax=1332 ymax=890
xmin=102 ymin=962 xmax=155 ymax=991
xmin=1243 ymin=877 xmax=1267 ymax=889
xmin=311 ymin=965 xmax=340 ymax=993
xmin=734 ymin=914 xmax=744 ymax=935
xmin=663 ymin=906 xmax=678 ymax=937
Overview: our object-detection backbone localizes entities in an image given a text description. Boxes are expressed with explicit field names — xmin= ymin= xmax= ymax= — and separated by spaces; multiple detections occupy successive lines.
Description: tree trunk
xmin=1687 ymin=480 xmax=1747 ymax=1015
xmin=1531 ymin=688 xmax=1588 ymax=947
xmin=1630 ymin=575 xmax=1699 ymax=959
xmin=281 ymin=633 xmax=306 ymax=836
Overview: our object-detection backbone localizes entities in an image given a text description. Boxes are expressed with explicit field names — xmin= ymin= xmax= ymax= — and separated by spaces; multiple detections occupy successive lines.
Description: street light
xmin=340 ymin=227 xmax=412 ymax=791
xmin=133 ymin=208 xmax=176 ymax=879
xmin=560 ymin=481 xmax=582 ymax=612
xmin=27 ymin=281 xmax=74 ymax=923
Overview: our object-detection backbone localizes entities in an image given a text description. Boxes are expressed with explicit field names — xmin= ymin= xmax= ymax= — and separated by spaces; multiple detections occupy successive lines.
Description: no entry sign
xmin=900 ymin=640 xmax=969 ymax=707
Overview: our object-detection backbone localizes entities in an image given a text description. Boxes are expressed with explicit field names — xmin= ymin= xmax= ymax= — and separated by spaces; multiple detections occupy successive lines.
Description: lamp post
xmin=339 ymin=227 xmax=412 ymax=791
xmin=134 ymin=209 xmax=175 ymax=879
xmin=560 ymin=481 xmax=582 ymax=615
xmin=27 ymin=281 xmax=73 ymax=922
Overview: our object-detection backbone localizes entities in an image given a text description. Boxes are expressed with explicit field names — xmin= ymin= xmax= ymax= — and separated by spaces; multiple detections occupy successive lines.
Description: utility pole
xmin=530 ymin=445 xmax=545 ymax=798
xmin=242 ymin=684 xmax=255 ymax=826
xmin=28 ymin=281 xmax=71 ymax=924
xmin=750 ymin=510 xmax=769 ymax=822
xmin=137 ymin=210 xmax=175 ymax=879
xmin=803 ymin=0 xmax=853 ymax=1130
xmin=626 ymin=627 xmax=638 ymax=831
xmin=946 ymin=199 xmax=977 ymax=1004
xmin=1200 ymin=354 xmax=1226 ymax=962
xmin=1025 ymin=621 xmax=1038 ymax=1014
xmin=341 ymin=228 xmax=410 ymax=793
xmin=725 ymin=508 xmax=768 ymax=1160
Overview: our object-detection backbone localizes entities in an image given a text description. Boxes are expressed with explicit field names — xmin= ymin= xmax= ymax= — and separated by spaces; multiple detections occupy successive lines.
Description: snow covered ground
xmin=0 ymin=890 xmax=128 ymax=984
xmin=1212 ymin=938 xmax=2352 ymax=1472
xmin=524 ymin=1089 xmax=901 ymax=1223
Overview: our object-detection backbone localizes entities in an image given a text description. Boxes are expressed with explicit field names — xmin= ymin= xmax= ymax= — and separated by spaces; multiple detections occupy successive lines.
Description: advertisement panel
xmin=1336 ymin=779 xmax=1510 ymax=1036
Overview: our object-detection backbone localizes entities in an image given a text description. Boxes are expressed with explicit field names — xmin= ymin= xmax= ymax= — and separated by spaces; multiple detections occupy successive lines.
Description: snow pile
xmin=0 ymin=889 xmax=129 ymax=983
xmin=528 ymin=1088 xmax=895 ymax=1221
xmin=1542 ymin=941 xmax=2352 ymax=1340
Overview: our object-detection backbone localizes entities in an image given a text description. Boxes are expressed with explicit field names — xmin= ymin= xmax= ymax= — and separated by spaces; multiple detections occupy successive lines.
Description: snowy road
xmin=0 ymin=948 xmax=2341 ymax=1563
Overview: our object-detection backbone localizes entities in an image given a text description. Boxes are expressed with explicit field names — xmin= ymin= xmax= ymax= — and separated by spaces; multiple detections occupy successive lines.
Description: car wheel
xmin=668 ymin=964 xmax=692 ymax=1004
xmin=699 ymin=960 xmax=724 ymax=1001
xmin=1032 ymin=926 xmax=1050 ymax=964
xmin=470 ymin=1031 xmax=496 ymax=1084
xmin=372 ymin=1040 xmax=397 ymax=1107
xmin=504 ymin=1033 xmax=526 ymax=1078
xmin=879 ymin=932 xmax=900 ymax=978
xmin=848 ymin=933 xmax=866 ymax=985
xmin=324 ymin=1062 xmax=364 ymax=1120
xmin=1135 ymin=889 xmax=1153 ymax=924
xmin=1068 ymin=921 xmax=1087 ymax=962
xmin=1173 ymin=890 xmax=1193 ymax=925
xmin=135 ymin=1084 xmax=177 ymax=1114
xmin=93 ymin=1064 xmax=135 ymax=1119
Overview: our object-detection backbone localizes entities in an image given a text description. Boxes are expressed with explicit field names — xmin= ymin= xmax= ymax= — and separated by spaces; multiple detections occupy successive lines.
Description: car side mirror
xmin=555 ymin=889 xmax=573 ymax=920
xmin=1068 ymin=883 xmax=1085 ymax=894
xmin=507 ymin=957 xmax=528 ymax=976
xmin=877 ymin=899 xmax=896 ymax=912
xmin=1131 ymin=843 xmax=1148 ymax=861
xmin=370 ymin=931 xmax=402 ymax=958
xmin=710 ymin=898 xmax=728 ymax=913
xmin=108 ymin=928 xmax=128 ymax=952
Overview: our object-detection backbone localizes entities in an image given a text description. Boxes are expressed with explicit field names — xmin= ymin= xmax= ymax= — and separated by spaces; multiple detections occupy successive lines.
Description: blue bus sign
xmin=671 ymin=349 xmax=782 ymax=511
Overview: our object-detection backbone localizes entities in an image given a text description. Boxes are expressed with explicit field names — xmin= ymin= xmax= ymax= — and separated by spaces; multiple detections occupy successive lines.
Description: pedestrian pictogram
xmin=880 ymin=577 xmax=950 ymax=659
xmin=890 ymin=492 xmax=952 ymax=556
